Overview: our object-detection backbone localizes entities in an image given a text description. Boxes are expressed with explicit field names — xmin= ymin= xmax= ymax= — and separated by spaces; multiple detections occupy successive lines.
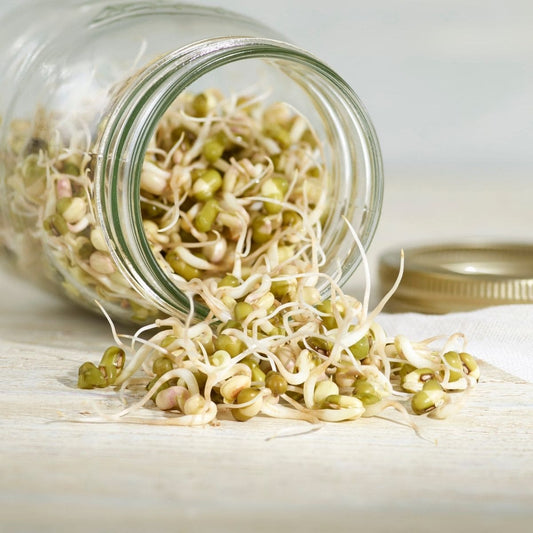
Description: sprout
xmin=313 ymin=380 xmax=339 ymax=408
xmin=155 ymin=385 xmax=190 ymax=411
xmin=231 ymin=387 xmax=263 ymax=422
xmin=411 ymin=380 xmax=447 ymax=415
xmin=220 ymin=374 xmax=252 ymax=403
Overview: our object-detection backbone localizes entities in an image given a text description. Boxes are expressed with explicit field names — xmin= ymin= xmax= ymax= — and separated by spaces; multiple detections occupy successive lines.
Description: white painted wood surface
xmin=1 ymin=173 xmax=532 ymax=532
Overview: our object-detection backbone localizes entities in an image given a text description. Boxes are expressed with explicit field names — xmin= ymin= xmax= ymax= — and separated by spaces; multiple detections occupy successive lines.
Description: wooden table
xmin=1 ymin=173 xmax=532 ymax=532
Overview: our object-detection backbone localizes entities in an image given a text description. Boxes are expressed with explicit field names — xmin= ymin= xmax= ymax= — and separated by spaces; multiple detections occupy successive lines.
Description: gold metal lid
xmin=378 ymin=242 xmax=533 ymax=313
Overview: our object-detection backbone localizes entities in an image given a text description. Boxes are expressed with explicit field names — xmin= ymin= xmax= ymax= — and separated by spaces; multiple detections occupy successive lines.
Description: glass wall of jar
xmin=0 ymin=1 xmax=383 ymax=323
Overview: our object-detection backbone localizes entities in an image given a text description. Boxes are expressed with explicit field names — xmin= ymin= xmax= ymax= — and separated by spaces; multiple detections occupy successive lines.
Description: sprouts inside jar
xmin=138 ymin=89 xmax=328 ymax=322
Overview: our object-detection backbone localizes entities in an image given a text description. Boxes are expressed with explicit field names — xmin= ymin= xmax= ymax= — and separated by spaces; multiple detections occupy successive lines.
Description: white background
xmin=1 ymin=0 xmax=531 ymax=179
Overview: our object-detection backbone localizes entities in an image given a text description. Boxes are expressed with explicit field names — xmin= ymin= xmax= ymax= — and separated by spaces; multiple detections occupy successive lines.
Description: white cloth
xmin=378 ymin=304 xmax=533 ymax=383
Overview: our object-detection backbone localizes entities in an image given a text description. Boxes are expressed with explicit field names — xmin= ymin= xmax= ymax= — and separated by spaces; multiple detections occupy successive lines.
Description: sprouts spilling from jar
xmin=0 ymin=88 xmax=480 ymax=428
xmin=79 ymin=271 xmax=480 ymax=427
xmin=76 ymin=90 xmax=478 ymax=428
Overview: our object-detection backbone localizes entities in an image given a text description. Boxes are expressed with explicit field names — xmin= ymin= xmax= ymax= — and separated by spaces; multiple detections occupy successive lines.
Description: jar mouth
xmin=96 ymin=36 xmax=383 ymax=319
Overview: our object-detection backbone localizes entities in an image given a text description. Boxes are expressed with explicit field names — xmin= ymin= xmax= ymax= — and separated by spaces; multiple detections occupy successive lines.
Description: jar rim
xmin=96 ymin=36 xmax=383 ymax=318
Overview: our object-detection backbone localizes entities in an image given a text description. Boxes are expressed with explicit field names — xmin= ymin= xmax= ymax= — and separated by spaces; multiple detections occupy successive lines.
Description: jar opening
xmin=96 ymin=37 xmax=383 ymax=320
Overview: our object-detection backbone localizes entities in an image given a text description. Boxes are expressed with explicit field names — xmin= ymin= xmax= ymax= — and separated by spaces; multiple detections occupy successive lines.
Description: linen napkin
xmin=378 ymin=304 xmax=533 ymax=383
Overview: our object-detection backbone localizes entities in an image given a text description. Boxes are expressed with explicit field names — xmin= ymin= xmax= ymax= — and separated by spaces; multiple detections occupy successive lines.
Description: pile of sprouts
xmin=1 ymin=87 xmax=480 ymax=428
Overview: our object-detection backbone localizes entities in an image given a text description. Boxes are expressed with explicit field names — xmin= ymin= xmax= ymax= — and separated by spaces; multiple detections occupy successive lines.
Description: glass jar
xmin=0 ymin=0 xmax=383 ymax=323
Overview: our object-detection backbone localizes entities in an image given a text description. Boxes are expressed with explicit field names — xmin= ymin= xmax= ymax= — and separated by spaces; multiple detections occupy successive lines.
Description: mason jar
xmin=0 ymin=0 xmax=383 ymax=323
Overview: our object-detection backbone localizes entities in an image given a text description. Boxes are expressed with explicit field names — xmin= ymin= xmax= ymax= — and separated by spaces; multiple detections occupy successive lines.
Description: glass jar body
xmin=0 ymin=1 xmax=383 ymax=323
